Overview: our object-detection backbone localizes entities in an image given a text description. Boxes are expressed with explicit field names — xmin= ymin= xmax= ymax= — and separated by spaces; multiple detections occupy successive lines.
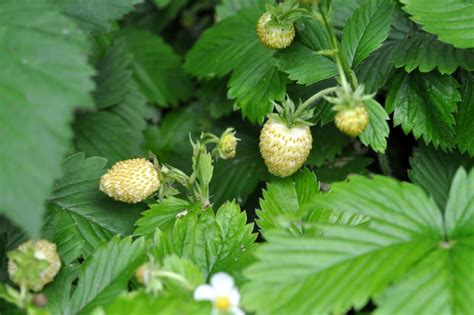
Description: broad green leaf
xmin=53 ymin=0 xmax=142 ymax=35
xmin=400 ymin=0 xmax=474 ymax=49
xmin=307 ymin=124 xmax=349 ymax=167
xmin=444 ymin=168 xmax=474 ymax=239
xmin=341 ymin=0 xmax=394 ymax=67
xmin=456 ymin=72 xmax=474 ymax=156
xmin=198 ymin=79 xmax=234 ymax=119
xmin=257 ymin=169 xmax=320 ymax=236
xmin=185 ymin=9 xmax=285 ymax=123
xmin=386 ymin=71 xmax=461 ymax=149
xmin=44 ymin=264 xmax=81 ymax=315
xmin=391 ymin=32 xmax=474 ymax=74
xmin=119 ymin=29 xmax=192 ymax=107
xmin=408 ymin=145 xmax=474 ymax=209
xmin=276 ymin=43 xmax=337 ymax=85
xmin=355 ymin=42 xmax=396 ymax=93
xmin=211 ymin=133 xmax=268 ymax=207
xmin=75 ymin=41 xmax=147 ymax=165
xmin=44 ymin=153 xmax=145 ymax=263
xmin=69 ymin=237 xmax=146 ymax=314
xmin=243 ymin=175 xmax=444 ymax=315
xmin=93 ymin=291 xmax=210 ymax=315
xmin=0 ymin=0 xmax=95 ymax=236
xmin=359 ymin=99 xmax=390 ymax=152
xmin=154 ymin=201 xmax=256 ymax=280
xmin=215 ymin=0 xmax=268 ymax=20
xmin=135 ymin=197 xmax=194 ymax=237
xmin=161 ymin=255 xmax=205 ymax=291
xmin=332 ymin=0 xmax=364 ymax=34
xmin=375 ymin=241 xmax=474 ymax=315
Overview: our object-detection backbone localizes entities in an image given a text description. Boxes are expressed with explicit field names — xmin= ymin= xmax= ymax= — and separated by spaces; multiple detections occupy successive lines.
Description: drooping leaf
xmin=456 ymin=72 xmax=474 ymax=156
xmin=154 ymin=201 xmax=256 ymax=280
xmin=400 ymin=0 xmax=474 ymax=49
xmin=44 ymin=153 xmax=145 ymax=263
xmin=408 ymin=145 xmax=474 ymax=209
xmin=386 ymin=70 xmax=461 ymax=149
xmin=359 ymin=99 xmax=390 ymax=152
xmin=53 ymin=0 xmax=143 ymax=35
xmin=243 ymin=175 xmax=444 ymax=315
xmin=119 ymin=29 xmax=193 ymax=107
xmin=341 ymin=0 xmax=394 ymax=67
xmin=0 ymin=0 xmax=95 ymax=236
xmin=391 ymin=32 xmax=474 ymax=74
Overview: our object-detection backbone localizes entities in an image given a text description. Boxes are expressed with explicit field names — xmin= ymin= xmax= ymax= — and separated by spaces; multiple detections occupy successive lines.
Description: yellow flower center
xmin=215 ymin=296 xmax=231 ymax=311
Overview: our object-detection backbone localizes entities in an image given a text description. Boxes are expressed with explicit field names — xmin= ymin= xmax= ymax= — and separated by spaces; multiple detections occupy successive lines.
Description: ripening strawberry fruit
xmin=8 ymin=240 xmax=61 ymax=292
xmin=100 ymin=158 xmax=160 ymax=203
xmin=259 ymin=119 xmax=312 ymax=177
xmin=334 ymin=106 xmax=369 ymax=137
xmin=256 ymin=12 xmax=295 ymax=49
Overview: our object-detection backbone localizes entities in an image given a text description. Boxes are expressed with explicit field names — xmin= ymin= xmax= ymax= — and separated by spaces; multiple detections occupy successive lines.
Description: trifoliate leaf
xmin=408 ymin=145 xmax=474 ymax=209
xmin=400 ymin=0 xmax=474 ymax=49
xmin=359 ymin=99 xmax=390 ymax=153
xmin=456 ymin=72 xmax=474 ymax=156
xmin=53 ymin=0 xmax=143 ymax=35
xmin=391 ymin=32 xmax=474 ymax=74
xmin=154 ymin=201 xmax=256 ymax=280
xmin=44 ymin=153 xmax=145 ymax=263
xmin=0 ymin=0 xmax=95 ymax=237
xmin=243 ymin=175 xmax=445 ymax=315
xmin=341 ymin=0 xmax=394 ymax=67
xmin=119 ymin=29 xmax=193 ymax=107
xmin=185 ymin=9 xmax=285 ymax=123
xmin=386 ymin=70 xmax=461 ymax=149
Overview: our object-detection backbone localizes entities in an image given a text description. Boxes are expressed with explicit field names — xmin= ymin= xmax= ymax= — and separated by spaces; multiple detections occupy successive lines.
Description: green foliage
xmin=359 ymin=99 xmax=390 ymax=152
xmin=456 ymin=72 xmax=474 ymax=155
xmin=244 ymin=170 xmax=474 ymax=314
xmin=400 ymin=0 xmax=474 ymax=49
xmin=0 ymin=0 xmax=95 ymax=237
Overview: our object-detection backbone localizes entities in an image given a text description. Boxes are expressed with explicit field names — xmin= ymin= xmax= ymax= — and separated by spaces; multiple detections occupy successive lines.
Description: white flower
xmin=194 ymin=272 xmax=244 ymax=315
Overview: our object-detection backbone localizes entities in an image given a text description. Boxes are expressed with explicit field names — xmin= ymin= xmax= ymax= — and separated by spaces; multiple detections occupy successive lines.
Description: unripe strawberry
xmin=334 ymin=106 xmax=369 ymax=137
xmin=259 ymin=119 xmax=312 ymax=177
xmin=8 ymin=240 xmax=61 ymax=292
xmin=135 ymin=263 xmax=151 ymax=285
xmin=256 ymin=12 xmax=295 ymax=49
xmin=100 ymin=158 xmax=160 ymax=203
xmin=218 ymin=129 xmax=239 ymax=159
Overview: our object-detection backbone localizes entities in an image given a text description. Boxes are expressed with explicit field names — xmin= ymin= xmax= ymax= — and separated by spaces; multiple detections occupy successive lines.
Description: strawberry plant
xmin=0 ymin=0 xmax=473 ymax=314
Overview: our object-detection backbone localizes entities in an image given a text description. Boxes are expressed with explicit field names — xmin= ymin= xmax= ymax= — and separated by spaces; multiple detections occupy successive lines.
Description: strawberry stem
xmin=295 ymin=86 xmax=338 ymax=117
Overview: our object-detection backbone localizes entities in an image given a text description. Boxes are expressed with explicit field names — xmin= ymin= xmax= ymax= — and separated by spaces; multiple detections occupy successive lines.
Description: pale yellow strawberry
xmin=259 ymin=119 xmax=312 ymax=177
xmin=256 ymin=12 xmax=295 ymax=49
xmin=100 ymin=158 xmax=160 ymax=203
xmin=335 ymin=106 xmax=369 ymax=137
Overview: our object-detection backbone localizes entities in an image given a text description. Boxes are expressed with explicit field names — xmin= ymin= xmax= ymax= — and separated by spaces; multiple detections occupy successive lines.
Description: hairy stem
xmin=295 ymin=86 xmax=339 ymax=116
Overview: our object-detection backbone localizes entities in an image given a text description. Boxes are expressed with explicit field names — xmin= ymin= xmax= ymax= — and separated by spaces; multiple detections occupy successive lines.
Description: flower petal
xmin=210 ymin=272 xmax=235 ymax=295
xmin=231 ymin=306 xmax=245 ymax=315
xmin=193 ymin=284 xmax=216 ymax=301
xmin=229 ymin=288 xmax=240 ymax=305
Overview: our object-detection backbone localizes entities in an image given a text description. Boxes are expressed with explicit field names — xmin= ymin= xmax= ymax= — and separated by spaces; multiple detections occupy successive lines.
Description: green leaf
xmin=391 ymin=32 xmax=474 ymax=74
xmin=44 ymin=153 xmax=145 ymax=263
xmin=355 ymin=42 xmax=396 ymax=93
xmin=119 ymin=29 xmax=192 ymax=107
xmin=185 ymin=9 xmax=285 ymax=123
xmin=69 ymin=236 xmax=146 ymax=314
xmin=93 ymin=291 xmax=210 ymax=315
xmin=135 ymin=197 xmax=194 ymax=237
xmin=359 ymin=99 xmax=390 ymax=152
xmin=75 ymin=42 xmax=147 ymax=165
xmin=400 ymin=0 xmax=474 ymax=49
xmin=341 ymin=0 xmax=394 ymax=67
xmin=408 ymin=145 xmax=474 ymax=209
xmin=243 ymin=175 xmax=444 ymax=315
xmin=314 ymin=155 xmax=373 ymax=183
xmin=456 ymin=72 xmax=474 ymax=156
xmin=0 ymin=218 xmax=25 ymax=282
xmin=53 ymin=0 xmax=142 ymax=35
xmin=444 ymin=168 xmax=474 ymax=239
xmin=215 ymin=0 xmax=268 ymax=20
xmin=257 ymin=169 xmax=320 ymax=236
xmin=375 ymin=243 xmax=474 ymax=315
xmin=154 ymin=201 xmax=256 ymax=280
xmin=307 ymin=124 xmax=349 ymax=167
xmin=276 ymin=43 xmax=337 ymax=85
xmin=0 ymin=0 xmax=95 ymax=236
xmin=211 ymin=133 xmax=267 ymax=207
xmin=161 ymin=255 xmax=205 ymax=291
xmin=386 ymin=71 xmax=461 ymax=149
